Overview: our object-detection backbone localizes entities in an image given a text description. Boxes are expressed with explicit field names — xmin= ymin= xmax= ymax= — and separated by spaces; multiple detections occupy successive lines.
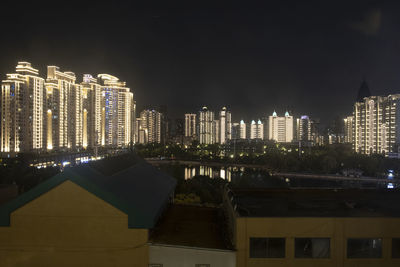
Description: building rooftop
xmin=229 ymin=188 xmax=400 ymax=218
xmin=0 ymin=184 xmax=18 ymax=205
xmin=150 ymin=204 xmax=231 ymax=250
xmin=0 ymin=154 xmax=176 ymax=228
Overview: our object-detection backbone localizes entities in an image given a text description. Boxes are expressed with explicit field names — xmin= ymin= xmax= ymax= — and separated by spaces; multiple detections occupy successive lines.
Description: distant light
xmin=62 ymin=161 xmax=70 ymax=167
xmin=387 ymin=183 xmax=394 ymax=189
xmin=301 ymin=115 xmax=309 ymax=119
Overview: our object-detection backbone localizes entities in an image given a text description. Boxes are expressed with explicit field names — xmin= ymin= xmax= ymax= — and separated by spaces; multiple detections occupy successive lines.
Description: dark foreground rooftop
xmin=150 ymin=204 xmax=231 ymax=250
xmin=229 ymin=188 xmax=400 ymax=218
xmin=0 ymin=153 xmax=176 ymax=228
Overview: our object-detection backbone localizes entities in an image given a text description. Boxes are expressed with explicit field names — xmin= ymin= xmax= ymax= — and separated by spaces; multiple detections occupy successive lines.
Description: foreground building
xmin=353 ymin=94 xmax=400 ymax=155
xmin=0 ymin=155 xmax=176 ymax=267
xmin=224 ymin=187 xmax=400 ymax=267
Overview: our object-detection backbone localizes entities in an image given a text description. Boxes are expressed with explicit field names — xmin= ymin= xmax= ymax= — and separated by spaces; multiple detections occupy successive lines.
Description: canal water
xmin=157 ymin=164 xmax=396 ymax=189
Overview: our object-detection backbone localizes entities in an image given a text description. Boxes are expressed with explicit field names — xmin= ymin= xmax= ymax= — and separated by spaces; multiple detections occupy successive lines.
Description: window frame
xmin=249 ymin=237 xmax=286 ymax=258
xmin=346 ymin=238 xmax=383 ymax=259
xmin=294 ymin=237 xmax=331 ymax=259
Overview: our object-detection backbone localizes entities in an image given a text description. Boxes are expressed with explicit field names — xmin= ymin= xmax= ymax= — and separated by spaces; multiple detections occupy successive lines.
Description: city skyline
xmin=2 ymin=2 xmax=400 ymax=123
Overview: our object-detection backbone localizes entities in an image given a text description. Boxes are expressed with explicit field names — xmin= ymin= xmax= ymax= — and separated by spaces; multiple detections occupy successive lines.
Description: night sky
xmin=1 ymin=1 xmax=400 ymax=125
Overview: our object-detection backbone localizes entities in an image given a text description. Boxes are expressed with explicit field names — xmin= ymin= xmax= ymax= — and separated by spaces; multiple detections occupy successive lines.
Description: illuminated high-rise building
xmin=239 ymin=120 xmax=246 ymax=139
xmin=199 ymin=106 xmax=214 ymax=144
xmin=296 ymin=115 xmax=313 ymax=144
xmin=139 ymin=109 xmax=162 ymax=144
xmin=45 ymin=66 xmax=83 ymax=150
xmin=1 ymin=62 xmax=45 ymax=153
xmin=344 ymin=116 xmax=353 ymax=144
xmin=219 ymin=107 xmax=232 ymax=144
xmin=213 ymin=119 xmax=220 ymax=144
xmin=98 ymin=74 xmax=132 ymax=147
xmin=268 ymin=111 xmax=293 ymax=143
xmin=184 ymin=113 xmax=196 ymax=138
xmin=80 ymin=74 xmax=104 ymax=149
xmin=250 ymin=119 xmax=264 ymax=139
xmin=353 ymin=94 xmax=400 ymax=154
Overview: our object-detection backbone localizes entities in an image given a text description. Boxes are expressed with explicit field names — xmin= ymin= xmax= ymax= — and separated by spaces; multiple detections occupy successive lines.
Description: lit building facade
xmin=219 ymin=107 xmax=232 ymax=144
xmin=1 ymin=62 xmax=135 ymax=154
xmin=353 ymin=94 xmax=400 ymax=155
xmin=268 ymin=111 xmax=293 ymax=143
xmin=1 ymin=62 xmax=45 ymax=153
xmin=344 ymin=115 xmax=353 ymax=144
xmin=239 ymin=120 xmax=246 ymax=139
xmin=249 ymin=120 xmax=263 ymax=139
xmin=199 ymin=106 xmax=215 ymax=144
xmin=184 ymin=113 xmax=196 ymax=138
xmin=139 ymin=109 xmax=162 ymax=144
xmin=98 ymin=74 xmax=132 ymax=148
xmin=296 ymin=115 xmax=313 ymax=146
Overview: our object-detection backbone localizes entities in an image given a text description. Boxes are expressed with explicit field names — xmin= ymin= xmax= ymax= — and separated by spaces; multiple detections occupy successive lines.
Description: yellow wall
xmin=236 ymin=217 xmax=400 ymax=267
xmin=0 ymin=180 xmax=148 ymax=267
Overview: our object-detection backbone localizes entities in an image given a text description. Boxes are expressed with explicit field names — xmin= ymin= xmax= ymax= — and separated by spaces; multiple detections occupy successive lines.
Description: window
xmin=295 ymin=238 xmax=330 ymax=258
xmin=195 ymin=265 xmax=210 ymax=267
xmin=347 ymin=238 xmax=382 ymax=258
xmin=392 ymin=238 xmax=400 ymax=258
xmin=249 ymin=237 xmax=285 ymax=258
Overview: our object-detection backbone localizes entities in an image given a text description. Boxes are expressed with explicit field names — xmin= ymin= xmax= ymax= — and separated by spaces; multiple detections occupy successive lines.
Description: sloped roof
xmin=0 ymin=155 xmax=176 ymax=228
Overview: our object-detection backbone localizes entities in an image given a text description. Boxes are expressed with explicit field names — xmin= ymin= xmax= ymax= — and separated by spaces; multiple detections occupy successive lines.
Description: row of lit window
xmin=249 ymin=237 xmax=400 ymax=259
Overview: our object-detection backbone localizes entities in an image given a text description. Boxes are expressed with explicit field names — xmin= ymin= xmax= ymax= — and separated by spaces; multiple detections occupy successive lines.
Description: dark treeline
xmin=135 ymin=142 xmax=400 ymax=177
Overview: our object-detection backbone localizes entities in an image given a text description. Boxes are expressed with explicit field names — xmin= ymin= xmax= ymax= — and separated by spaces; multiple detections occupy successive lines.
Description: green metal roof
xmin=0 ymin=159 xmax=176 ymax=229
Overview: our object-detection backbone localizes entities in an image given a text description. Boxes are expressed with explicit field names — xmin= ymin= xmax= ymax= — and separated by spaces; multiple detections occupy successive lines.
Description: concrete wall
xmin=0 ymin=180 xmax=149 ymax=267
xmin=236 ymin=217 xmax=400 ymax=267
xmin=149 ymin=243 xmax=236 ymax=267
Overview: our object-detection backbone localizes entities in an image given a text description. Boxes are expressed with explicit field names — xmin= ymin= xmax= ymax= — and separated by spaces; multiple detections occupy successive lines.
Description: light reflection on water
xmin=177 ymin=165 xmax=398 ymax=189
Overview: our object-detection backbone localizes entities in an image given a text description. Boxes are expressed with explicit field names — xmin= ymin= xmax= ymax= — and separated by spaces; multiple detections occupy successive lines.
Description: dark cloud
xmin=350 ymin=8 xmax=381 ymax=35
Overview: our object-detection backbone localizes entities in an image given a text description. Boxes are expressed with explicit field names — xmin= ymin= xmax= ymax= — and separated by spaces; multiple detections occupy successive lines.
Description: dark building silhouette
xmin=356 ymin=80 xmax=372 ymax=102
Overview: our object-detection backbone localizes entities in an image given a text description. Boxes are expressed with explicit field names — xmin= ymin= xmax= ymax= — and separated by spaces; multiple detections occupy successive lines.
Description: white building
xmin=184 ymin=113 xmax=196 ymax=138
xmin=239 ymin=120 xmax=246 ymax=139
xmin=353 ymin=94 xmax=400 ymax=155
xmin=268 ymin=111 xmax=293 ymax=143
xmin=219 ymin=107 xmax=232 ymax=144
xmin=249 ymin=119 xmax=264 ymax=139
xmin=199 ymin=106 xmax=215 ymax=144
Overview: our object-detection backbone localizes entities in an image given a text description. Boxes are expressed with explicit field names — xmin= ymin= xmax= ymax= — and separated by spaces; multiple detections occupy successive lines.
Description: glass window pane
xmin=392 ymin=238 xmax=400 ymax=258
xmin=250 ymin=237 xmax=285 ymax=258
xmin=347 ymin=238 xmax=382 ymax=258
xmin=295 ymin=238 xmax=330 ymax=258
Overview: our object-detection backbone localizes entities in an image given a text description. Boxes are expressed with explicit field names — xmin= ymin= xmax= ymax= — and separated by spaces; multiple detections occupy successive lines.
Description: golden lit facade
xmin=1 ymin=62 xmax=45 ymax=153
xmin=45 ymin=66 xmax=83 ymax=150
xmin=353 ymin=95 xmax=400 ymax=154
xmin=81 ymin=74 xmax=104 ymax=149
xmin=139 ymin=109 xmax=162 ymax=144
xmin=98 ymin=74 xmax=132 ymax=147
xmin=1 ymin=62 xmax=135 ymax=154
xmin=344 ymin=115 xmax=353 ymax=144
xmin=199 ymin=106 xmax=215 ymax=144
